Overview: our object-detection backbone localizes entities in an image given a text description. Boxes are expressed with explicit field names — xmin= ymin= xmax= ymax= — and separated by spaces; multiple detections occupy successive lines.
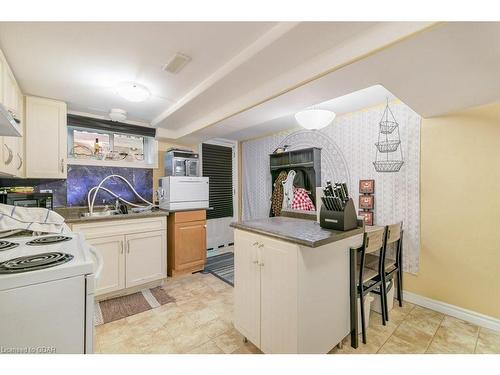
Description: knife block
xmin=319 ymin=198 xmax=358 ymax=231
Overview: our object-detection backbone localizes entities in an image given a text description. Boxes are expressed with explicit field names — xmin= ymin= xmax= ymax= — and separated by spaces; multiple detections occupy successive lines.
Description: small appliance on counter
xmin=158 ymin=176 xmax=209 ymax=210
xmin=319 ymin=181 xmax=358 ymax=231
xmin=164 ymin=148 xmax=200 ymax=177
xmin=0 ymin=190 xmax=53 ymax=209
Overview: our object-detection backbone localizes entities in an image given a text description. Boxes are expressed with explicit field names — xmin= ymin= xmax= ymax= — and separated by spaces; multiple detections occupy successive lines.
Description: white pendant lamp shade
xmin=116 ymin=82 xmax=151 ymax=102
xmin=295 ymin=109 xmax=336 ymax=130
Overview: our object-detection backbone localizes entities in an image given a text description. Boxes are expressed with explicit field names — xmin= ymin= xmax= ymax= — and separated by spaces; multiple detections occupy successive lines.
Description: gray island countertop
xmin=230 ymin=216 xmax=364 ymax=248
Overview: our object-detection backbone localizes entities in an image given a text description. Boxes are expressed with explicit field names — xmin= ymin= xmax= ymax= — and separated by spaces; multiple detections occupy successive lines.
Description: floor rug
xmin=94 ymin=286 xmax=175 ymax=325
xmin=203 ymin=252 xmax=234 ymax=286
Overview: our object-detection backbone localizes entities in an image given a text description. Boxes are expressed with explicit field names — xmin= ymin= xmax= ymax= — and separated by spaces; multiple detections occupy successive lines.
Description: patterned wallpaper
xmin=241 ymin=101 xmax=421 ymax=274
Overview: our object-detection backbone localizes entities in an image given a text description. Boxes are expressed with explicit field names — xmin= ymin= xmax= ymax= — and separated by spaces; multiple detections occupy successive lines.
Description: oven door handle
xmin=88 ymin=245 xmax=103 ymax=280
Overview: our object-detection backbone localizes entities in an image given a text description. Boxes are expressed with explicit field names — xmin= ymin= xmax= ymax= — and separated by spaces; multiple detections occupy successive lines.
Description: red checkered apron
xmin=291 ymin=188 xmax=316 ymax=211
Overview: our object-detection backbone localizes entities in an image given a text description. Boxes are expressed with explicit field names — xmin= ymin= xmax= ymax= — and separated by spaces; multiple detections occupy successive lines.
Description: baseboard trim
xmin=403 ymin=291 xmax=500 ymax=332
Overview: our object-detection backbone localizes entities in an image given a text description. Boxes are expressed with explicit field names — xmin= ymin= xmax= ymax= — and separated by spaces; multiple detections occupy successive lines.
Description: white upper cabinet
xmin=2 ymin=66 xmax=19 ymax=119
xmin=0 ymin=51 xmax=24 ymax=177
xmin=25 ymin=96 xmax=67 ymax=178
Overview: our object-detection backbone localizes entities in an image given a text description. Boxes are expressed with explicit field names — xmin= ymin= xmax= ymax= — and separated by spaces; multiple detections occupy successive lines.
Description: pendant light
xmin=295 ymin=107 xmax=336 ymax=130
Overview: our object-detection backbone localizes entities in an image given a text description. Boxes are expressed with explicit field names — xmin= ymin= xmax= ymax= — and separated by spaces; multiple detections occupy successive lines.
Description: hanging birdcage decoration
xmin=373 ymin=100 xmax=404 ymax=173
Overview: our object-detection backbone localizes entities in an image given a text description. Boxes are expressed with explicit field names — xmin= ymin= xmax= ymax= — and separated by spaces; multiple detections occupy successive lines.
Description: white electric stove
xmin=0 ymin=233 xmax=102 ymax=354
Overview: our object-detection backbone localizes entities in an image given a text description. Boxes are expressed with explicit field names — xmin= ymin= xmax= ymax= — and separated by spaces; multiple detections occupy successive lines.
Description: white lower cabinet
xmin=234 ymin=228 xmax=360 ymax=354
xmin=234 ymin=230 xmax=298 ymax=354
xmin=71 ymin=217 xmax=167 ymax=298
xmin=125 ymin=231 xmax=166 ymax=288
xmin=87 ymin=235 xmax=125 ymax=295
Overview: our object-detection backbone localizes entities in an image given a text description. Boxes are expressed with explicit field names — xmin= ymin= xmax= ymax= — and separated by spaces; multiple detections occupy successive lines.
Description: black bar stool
xmin=366 ymin=222 xmax=403 ymax=320
xmin=355 ymin=226 xmax=387 ymax=344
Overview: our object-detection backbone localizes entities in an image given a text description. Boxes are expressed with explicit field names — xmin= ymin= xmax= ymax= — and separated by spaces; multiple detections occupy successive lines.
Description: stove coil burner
xmin=0 ymin=241 xmax=19 ymax=252
xmin=0 ymin=252 xmax=74 ymax=274
xmin=26 ymin=235 xmax=72 ymax=246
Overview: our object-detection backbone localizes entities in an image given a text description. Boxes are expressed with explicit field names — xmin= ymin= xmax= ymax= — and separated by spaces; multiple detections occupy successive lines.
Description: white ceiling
xmin=1 ymin=22 xmax=499 ymax=143
xmin=221 ymin=85 xmax=397 ymax=141
xmin=0 ymin=22 xmax=277 ymax=123
xmin=181 ymin=22 xmax=500 ymax=143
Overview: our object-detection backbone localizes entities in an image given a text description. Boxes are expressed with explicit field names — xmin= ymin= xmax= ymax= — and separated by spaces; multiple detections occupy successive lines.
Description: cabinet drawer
xmin=172 ymin=210 xmax=206 ymax=223
xmin=72 ymin=217 xmax=166 ymax=239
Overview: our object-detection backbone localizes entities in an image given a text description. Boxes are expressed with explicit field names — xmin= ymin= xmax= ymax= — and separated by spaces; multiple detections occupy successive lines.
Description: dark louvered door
xmin=202 ymin=143 xmax=234 ymax=220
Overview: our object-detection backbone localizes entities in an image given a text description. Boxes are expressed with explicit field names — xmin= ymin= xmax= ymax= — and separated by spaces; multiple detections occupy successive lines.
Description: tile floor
xmin=94 ymin=272 xmax=500 ymax=354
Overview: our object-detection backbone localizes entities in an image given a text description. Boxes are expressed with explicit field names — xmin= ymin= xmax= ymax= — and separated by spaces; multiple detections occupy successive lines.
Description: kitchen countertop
xmin=56 ymin=207 xmax=209 ymax=224
xmin=230 ymin=216 xmax=364 ymax=248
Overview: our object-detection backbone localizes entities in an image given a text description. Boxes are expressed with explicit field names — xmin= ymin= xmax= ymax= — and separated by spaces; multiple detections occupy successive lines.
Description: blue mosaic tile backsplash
xmin=66 ymin=165 xmax=153 ymax=207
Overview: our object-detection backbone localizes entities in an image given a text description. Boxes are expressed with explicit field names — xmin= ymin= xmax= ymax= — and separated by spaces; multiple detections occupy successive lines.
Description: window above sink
xmin=67 ymin=121 xmax=158 ymax=169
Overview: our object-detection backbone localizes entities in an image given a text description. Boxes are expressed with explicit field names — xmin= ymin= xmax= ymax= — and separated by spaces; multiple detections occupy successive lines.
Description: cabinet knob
xmin=252 ymin=242 xmax=259 ymax=247
xmin=252 ymin=260 xmax=259 ymax=264
xmin=258 ymin=243 xmax=264 ymax=248
xmin=259 ymin=262 xmax=264 ymax=267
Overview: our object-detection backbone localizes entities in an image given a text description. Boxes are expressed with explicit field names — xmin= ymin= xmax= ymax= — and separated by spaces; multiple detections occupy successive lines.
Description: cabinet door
xmin=259 ymin=237 xmax=298 ymax=354
xmin=2 ymin=66 xmax=18 ymax=116
xmin=25 ymin=96 xmax=67 ymax=178
xmin=87 ymin=235 xmax=125 ymax=296
xmin=174 ymin=220 xmax=206 ymax=270
xmin=233 ymin=230 xmax=261 ymax=347
xmin=125 ymin=230 xmax=166 ymax=288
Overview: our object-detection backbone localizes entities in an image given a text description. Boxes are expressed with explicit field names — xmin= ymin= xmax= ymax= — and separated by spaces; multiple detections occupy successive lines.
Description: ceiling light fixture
xmin=295 ymin=108 xmax=336 ymax=130
xmin=116 ymin=82 xmax=151 ymax=102
xmin=109 ymin=108 xmax=127 ymax=122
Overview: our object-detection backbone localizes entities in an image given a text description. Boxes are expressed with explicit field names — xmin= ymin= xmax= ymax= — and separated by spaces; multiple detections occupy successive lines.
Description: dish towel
xmin=291 ymin=188 xmax=316 ymax=211
xmin=0 ymin=203 xmax=70 ymax=235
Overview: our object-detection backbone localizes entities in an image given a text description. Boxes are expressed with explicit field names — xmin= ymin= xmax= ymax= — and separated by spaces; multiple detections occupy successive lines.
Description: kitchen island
xmin=230 ymin=216 xmax=364 ymax=354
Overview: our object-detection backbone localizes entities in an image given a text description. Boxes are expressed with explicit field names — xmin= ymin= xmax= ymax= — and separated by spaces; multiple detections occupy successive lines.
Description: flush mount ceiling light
xmin=109 ymin=108 xmax=127 ymax=122
xmin=295 ymin=108 xmax=336 ymax=130
xmin=116 ymin=82 xmax=151 ymax=102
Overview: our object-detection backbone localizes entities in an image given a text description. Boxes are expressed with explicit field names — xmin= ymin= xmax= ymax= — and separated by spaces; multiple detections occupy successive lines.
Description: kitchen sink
xmin=80 ymin=210 xmax=121 ymax=217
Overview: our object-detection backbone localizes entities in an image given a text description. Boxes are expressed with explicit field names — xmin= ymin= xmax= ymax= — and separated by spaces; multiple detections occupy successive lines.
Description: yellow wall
xmin=153 ymin=140 xmax=195 ymax=193
xmin=405 ymin=102 xmax=500 ymax=319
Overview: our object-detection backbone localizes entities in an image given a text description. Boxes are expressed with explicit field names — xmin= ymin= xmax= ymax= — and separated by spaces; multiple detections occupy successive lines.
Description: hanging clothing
xmin=291 ymin=187 xmax=316 ymax=211
xmin=270 ymin=170 xmax=288 ymax=216
xmin=282 ymin=170 xmax=296 ymax=210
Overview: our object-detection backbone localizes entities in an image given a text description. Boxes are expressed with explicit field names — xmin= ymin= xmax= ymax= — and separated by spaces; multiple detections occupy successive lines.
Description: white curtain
xmin=242 ymin=101 xmax=421 ymax=274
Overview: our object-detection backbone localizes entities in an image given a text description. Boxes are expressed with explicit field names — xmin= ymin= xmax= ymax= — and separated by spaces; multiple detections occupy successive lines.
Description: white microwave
xmin=158 ymin=176 xmax=209 ymax=210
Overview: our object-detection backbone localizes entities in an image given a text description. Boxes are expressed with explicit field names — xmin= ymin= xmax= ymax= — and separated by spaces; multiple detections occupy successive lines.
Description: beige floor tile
xmin=99 ymin=336 xmax=146 ymax=354
xmin=196 ymin=318 xmax=233 ymax=339
xmin=378 ymin=319 xmax=435 ymax=354
xmin=172 ymin=329 xmax=212 ymax=353
xmin=186 ymin=306 xmax=219 ymax=326
xmin=402 ymin=306 xmax=444 ymax=336
xmin=177 ymin=299 xmax=209 ymax=313
xmin=475 ymin=327 xmax=500 ymax=353
xmin=161 ymin=315 xmax=198 ymax=339
xmin=188 ymin=340 xmax=225 ymax=354
xmin=213 ymin=329 xmax=245 ymax=354
xmin=231 ymin=341 xmax=262 ymax=354
xmin=95 ymin=272 xmax=485 ymax=355
xmin=426 ymin=316 xmax=479 ymax=354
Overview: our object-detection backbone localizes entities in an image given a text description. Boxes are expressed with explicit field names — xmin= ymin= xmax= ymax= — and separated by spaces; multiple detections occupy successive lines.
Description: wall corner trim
xmin=403 ymin=291 xmax=500 ymax=332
